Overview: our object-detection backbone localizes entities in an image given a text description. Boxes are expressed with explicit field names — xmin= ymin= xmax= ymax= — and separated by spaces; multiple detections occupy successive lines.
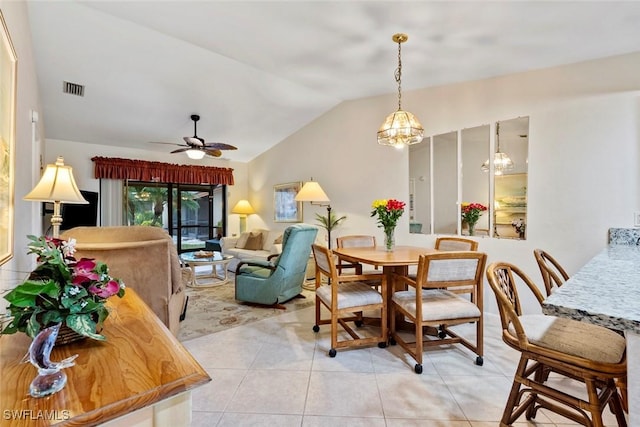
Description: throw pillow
xmin=273 ymin=234 xmax=283 ymax=244
xmin=236 ymin=231 xmax=251 ymax=248
xmin=243 ymin=232 xmax=264 ymax=250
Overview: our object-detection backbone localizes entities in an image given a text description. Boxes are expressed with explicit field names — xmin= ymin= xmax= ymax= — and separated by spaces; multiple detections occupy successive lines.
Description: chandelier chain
xmin=395 ymin=39 xmax=402 ymax=110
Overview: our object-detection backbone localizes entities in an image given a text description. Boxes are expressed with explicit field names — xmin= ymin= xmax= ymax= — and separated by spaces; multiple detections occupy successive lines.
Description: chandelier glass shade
xmin=377 ymin=33 xmax=424 ymax=147
xmin=481 ymin=122 xmax=514 ymax=175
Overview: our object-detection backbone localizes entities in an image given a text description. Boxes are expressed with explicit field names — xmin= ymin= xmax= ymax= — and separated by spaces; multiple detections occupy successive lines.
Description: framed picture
xmin=0 ymin=11 xmax=17 ymax=266
xmin=273 ymin=182 xmax=302 ymax=223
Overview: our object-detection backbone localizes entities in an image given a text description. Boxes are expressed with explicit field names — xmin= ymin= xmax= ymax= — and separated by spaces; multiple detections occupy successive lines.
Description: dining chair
xmin=534 ymin=248 xmax=570 ymax=296
xmin=311 ymin=244 xmax=387 ymax=357
xmin=486 ymin=262 xmax=627 ymax=427
xmin=335 ymin=235 xmax=381 ymax=275
xmin=435 ymin=236 xmax=479 ymax=251
xmin=390 ymin=251 xmax=486 ymax=374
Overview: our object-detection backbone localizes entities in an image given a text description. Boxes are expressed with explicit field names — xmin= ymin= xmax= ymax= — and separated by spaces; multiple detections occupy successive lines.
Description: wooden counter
xmin=0 ymin=288 xmax=211 ymax=426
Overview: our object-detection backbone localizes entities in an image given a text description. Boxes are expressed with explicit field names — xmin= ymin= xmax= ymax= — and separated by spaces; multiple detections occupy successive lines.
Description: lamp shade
xmin=24 ymin=157 xmax=88 ymax=204
xmin=232 ymin=199 xmax=255 ymax=215
xmin=295 ymin=181 xmax=330 ymax=203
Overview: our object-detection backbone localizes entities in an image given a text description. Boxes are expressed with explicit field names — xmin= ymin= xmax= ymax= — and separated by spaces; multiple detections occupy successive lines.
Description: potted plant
xmin=1 ymin=235 xmax=125 ymax=342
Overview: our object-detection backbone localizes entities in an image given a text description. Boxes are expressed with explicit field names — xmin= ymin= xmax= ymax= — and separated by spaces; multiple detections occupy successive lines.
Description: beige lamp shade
xmin=24 ymin=156 xmax=87 ymax=204
xmin=295 ymin=181 xmax=330 ymax=203
xmin=232 ymin=199 xmax=255 ymax=215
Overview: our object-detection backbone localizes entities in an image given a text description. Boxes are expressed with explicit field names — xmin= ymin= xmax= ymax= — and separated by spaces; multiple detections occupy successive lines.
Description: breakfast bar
xmin=542 ymin=244 xmax=640 ymax=423
xmin=0 ymin=289 xmax=211 ymax=426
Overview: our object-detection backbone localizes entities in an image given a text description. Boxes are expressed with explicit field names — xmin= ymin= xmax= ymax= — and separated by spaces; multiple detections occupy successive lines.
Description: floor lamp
xmin=24 ymin=156 xmax=87 ymax=238
xmin=295 ymin=179 xmax=331 ymax=248
xmin=231 ymin=199 xmax=255 ymax=234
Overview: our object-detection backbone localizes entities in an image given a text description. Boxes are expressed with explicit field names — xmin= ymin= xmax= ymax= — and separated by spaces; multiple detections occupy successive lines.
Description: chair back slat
xmin=312 ymin=244 xmax=335 ymax=279
xmin=336 ymin=235 xmax=376 ymax=249
xmin=534 ymin=249 xmax=570 ymax=296
xmin=414 ymin=251 xmax=486 ymax=290
xmin=486 ymin=262 xmax=545 ymax=341
xmin=435 ymin=237 xmax=478 ymax=251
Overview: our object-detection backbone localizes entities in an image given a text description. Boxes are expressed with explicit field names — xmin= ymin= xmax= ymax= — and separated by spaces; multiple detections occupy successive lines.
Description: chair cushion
xmin=392 ymin=289 xmax=481 ymax=321
xmin=316 ymin=282 xmax=382 ymax=309
xmin=513 ymin=314 xmax=625 ymax=364
xmin=237 ymin=264 xmax=273 ymax=279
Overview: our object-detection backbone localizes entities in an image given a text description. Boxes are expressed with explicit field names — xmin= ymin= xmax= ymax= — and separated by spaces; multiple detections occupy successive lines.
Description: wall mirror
xmin=462 ymin=125 xmax=490 ymax=236
xmin=408 ymin=140 xmax=431 ymax=234
xmin=432 ymin=131 xmax=458 ymax=234
xmin=493 ymin=117 xmax=528 ymax=239
xmin=408 ymin=116 xmax=528 ymax=240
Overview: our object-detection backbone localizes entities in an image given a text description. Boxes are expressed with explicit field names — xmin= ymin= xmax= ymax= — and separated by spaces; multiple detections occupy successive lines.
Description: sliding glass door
xmin=124 ymin=181 xmax=226 ymax=253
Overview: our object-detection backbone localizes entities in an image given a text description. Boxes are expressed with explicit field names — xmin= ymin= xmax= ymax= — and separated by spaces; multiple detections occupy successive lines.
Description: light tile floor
xmin=183 ymin=306 xmax=626 ymax=426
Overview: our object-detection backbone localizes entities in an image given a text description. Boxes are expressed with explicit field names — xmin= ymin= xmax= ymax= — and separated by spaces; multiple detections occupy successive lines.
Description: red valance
xmin=91 ymin=157 xmax=234 ymax=185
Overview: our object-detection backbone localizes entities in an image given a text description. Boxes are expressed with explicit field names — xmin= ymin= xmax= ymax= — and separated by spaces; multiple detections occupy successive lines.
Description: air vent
xmin=63 ymin=81 xmax=85 ymax=97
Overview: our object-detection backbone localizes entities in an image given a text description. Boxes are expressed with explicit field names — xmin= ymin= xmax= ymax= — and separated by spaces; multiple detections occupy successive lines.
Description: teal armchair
xmin=235 ymin=224 xmax=318 ymax=308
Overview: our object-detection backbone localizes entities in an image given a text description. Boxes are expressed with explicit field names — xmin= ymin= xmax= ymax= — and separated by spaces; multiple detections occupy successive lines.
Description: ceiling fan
xmin=155 ymin=114 xmax=237 ymax=159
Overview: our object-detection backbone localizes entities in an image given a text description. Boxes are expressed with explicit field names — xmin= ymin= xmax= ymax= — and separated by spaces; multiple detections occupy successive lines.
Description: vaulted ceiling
xmin=26 ymin=1 xmax=640 ymax=162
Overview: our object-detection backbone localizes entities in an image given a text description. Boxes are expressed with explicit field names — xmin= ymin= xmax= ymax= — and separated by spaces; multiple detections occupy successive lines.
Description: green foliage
xmin=315 ymin=211 xmax=346 ymax=232
xmin=1 ymin=235 xmax=124 ymax=340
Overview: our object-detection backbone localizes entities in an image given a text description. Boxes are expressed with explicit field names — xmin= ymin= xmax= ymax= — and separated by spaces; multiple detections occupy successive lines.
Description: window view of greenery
xmin=124 ymin=181 xmax=226 ymax=253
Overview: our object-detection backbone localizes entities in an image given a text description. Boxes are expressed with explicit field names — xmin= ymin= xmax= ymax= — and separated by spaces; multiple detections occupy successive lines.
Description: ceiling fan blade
xmin=204 ymin=148 xmax=222 ymax=157
xmin=184 ymin=136 xmax=204 ymax=146
xmin=170 ymin=147 xmax=191 ymax=154
xmin=149 ymin=141 xmax=184 ymax=147
xmin=203 ymin=142 xmax=237 ymax=150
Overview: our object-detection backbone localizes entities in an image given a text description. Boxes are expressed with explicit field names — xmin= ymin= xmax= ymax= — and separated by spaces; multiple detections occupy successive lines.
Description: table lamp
xmin=24 ymin=156 xmax=88 ymax=238
xmin=294 ymin=179 xmax=332 ymax=248
xmin=231 ymin=199 xmax=255 ymax=234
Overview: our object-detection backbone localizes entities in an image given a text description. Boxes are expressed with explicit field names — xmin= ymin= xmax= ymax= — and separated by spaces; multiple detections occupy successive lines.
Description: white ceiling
xmin=26 ymin=1 xmax=640 ymax=163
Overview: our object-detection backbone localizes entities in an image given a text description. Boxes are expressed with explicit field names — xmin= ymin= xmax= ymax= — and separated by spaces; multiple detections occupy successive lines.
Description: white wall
xmin=248 ymin=52 xmax=640 ymax=313
xmin=0 ymin=2 xmax=46 ymax=287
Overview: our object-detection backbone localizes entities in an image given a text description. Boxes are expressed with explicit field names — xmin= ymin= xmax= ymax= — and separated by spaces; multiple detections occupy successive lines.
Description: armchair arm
xmin=267 ymin=253 xmax=279 ymax=261
xmin=236 ymin=259 xmax=277 ymax=275
xmin=220 ymin=236 xmax=239 ymax=252
xmin=394 ymin=273 xmax=418 ymax=289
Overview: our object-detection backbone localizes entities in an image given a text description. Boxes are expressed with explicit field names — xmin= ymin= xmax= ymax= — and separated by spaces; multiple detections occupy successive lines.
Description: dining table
xmin=542 ymin=244 xmax=640 ymax=425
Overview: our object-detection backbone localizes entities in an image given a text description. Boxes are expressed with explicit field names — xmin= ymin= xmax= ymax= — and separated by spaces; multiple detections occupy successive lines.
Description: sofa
xmin=60 ymin=226 xmax=188 ymax=336
xmin=220 ymin=229 xmax=284 ymax=271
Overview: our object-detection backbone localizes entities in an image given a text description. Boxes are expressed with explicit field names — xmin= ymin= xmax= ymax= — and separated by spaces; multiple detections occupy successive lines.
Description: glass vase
xmin=384 ymin=227 xmax=395 ymax=252
xmin=468 ymin=222 xmax=476 ymax=236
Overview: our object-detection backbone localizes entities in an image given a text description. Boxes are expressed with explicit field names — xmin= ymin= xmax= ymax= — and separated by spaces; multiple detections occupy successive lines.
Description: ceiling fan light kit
xmin=186 ymin=148 xmax=206 ymax=160
xmin=155 ymin=114 xmax=238 ymax=159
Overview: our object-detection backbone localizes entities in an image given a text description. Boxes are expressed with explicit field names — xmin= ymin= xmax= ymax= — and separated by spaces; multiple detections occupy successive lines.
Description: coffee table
xmin=180 ymin=251 xmax=234 ymax=287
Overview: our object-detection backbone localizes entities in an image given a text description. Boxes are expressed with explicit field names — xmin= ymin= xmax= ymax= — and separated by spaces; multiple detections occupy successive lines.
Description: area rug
xmin=177 ymin=279 xmax=315 ymax=342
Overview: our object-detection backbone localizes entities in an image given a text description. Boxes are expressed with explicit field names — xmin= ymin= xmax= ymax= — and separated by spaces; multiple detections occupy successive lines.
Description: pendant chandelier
xmin=481 ymin=122 xmax=514 ymax=175
xmin=377 ymin=33 xmax=424 ymax=147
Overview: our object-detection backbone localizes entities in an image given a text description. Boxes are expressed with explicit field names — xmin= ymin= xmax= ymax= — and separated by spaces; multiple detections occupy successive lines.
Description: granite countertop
xmin=542 ymin=245 xmax=640 ymax=333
